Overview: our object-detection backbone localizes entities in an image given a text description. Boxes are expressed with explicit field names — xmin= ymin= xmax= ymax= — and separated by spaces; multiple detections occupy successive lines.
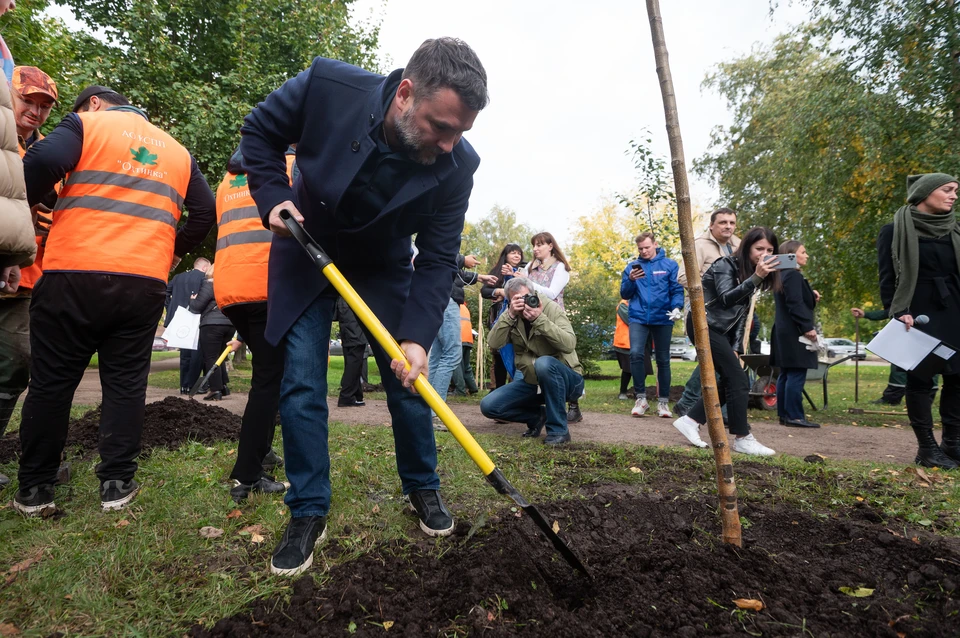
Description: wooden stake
xmin=645 ymin=0 xmax=742 ymax=547
xmin=476 ymin=290 xmax=485 ymax=390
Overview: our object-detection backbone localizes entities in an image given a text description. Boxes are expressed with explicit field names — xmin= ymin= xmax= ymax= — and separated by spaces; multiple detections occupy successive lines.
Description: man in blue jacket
xmin=240 ymin=38 xmax=488 ymax=577
xmin=620 ymin=232 xmax=684 ymax=419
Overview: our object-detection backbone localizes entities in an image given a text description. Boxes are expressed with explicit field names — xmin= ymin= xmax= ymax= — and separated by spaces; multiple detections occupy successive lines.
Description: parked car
xmin=669 ymin=336 xmax=697 ymax=361
xmin=824 ymin=338 xmax=866 ymax=360
xmin=152 ymin=336 xmax=175 ymax=352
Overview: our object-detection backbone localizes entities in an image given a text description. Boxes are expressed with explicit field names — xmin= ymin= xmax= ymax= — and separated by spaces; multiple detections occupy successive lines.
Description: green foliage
xmin=617 ymin=132 xmax=682 ymax=253
xmin=695 ymin=27 xmax=955 ymax=336
xmin=460 ymin=205 xmax=538 ymax=269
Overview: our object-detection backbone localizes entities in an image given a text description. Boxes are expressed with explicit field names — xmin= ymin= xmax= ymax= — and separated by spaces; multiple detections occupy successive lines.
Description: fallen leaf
xmin=629 ymin=466 xmax=642 ymax=474
xmin=199 ymin=526 xmax=224 ymax=539
xmin=855 ymin=496 xmax=865 ymax=502
xmin=552 ymin=520 xmax=560 ymax=533
xmin=487 ymin=611 xmax=496 ymax=622
xmin=114 ymin=519 xmax=130 ymax=528
xmin=250 ymin=533 xmax=265 ymax=544
xmin=226 ymin=509 xmax=242 ymax=519
xmin=839 ymin=586 xmax=874 ymax=597
xmin=63 ymin=594 xmax=72 ymax=601
xmin=5 ymin=550 xmax=43 ymax=585
xmin=0 ymin=623 xmax=20 ymax=636
xmin=383 ymin=620 xmax=394 ymax=630
xmin=227 ymin=449 xmax=236 ymax=456
xmin=733 ymin=598 xmax=764 ymax=611
xmin=240 ymin=524 xmax=264 ymax=534
xmin=372 ymin=504 xmax=380 ymax=514
xmin=911 ymin=537 xmax=920 ymax=545
xmin=916 ymin=468 xmax=935 ymax=483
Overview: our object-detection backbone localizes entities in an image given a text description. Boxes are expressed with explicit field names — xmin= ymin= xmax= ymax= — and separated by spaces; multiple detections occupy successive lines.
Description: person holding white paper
xmin=878 ymin=172 xmax=960 ymax=470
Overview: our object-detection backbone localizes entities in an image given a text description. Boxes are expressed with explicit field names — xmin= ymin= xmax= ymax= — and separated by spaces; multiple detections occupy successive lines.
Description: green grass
xmin=87 ymin=351 xmax=180 ymax=369
xmin=1 ymin=423 xmax=958 ymax=636
xmin=148 ymin=357 xmax=925 ymax=427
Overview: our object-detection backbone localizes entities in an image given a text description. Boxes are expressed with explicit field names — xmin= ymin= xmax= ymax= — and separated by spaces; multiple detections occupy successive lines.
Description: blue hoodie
xmin=619 ymin=247 xmax=684 ymax=325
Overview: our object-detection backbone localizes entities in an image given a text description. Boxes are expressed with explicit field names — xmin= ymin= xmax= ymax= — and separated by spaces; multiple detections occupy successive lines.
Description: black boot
xmin=914 ymin=427 xmax=959 ymax=469
xmin=941 ymin=425 xmax=960 ymax=464
xmin=523 ymin=407 xmax=546 ymax=438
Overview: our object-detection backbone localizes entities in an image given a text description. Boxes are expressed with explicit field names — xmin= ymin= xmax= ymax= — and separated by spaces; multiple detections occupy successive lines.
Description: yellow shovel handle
xmin=323 ymin=263 xmax=496 ymax=476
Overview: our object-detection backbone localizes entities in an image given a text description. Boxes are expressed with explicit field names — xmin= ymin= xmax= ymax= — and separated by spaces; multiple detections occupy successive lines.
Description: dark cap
xmin=72 ymin=85 xmax=121 ymax=112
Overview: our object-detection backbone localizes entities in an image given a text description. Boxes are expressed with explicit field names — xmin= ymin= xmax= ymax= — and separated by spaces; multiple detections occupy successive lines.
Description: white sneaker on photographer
xmin=631 ymin=397 xmax=648 ymax=416
xmin=672 ymin=415 xmax=709 ymax=448
xmin=733 ymin=433 xmax=775 ymax=456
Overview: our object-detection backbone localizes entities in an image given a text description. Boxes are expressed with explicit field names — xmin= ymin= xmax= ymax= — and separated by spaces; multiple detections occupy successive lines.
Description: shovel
xmin=280 ymin=210 xmax=590 ymax=578
xmin=188 ymin=340 xmax=236 ymax=398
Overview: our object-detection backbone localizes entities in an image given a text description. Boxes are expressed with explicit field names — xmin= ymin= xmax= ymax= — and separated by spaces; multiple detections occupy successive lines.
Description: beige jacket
xmin=487 ymin=297 xmax=582 ymax=385
xmin=678 ymin=229 xmax=740 ymax=288
xmin=0 ymin=76 xmax=33 ymax=270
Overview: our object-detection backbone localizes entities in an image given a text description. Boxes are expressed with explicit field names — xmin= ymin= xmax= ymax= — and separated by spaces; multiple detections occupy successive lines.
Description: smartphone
xmin=764 ymin=254 xmax=798 ymax=270
xmin=631 ymin=264 xmax=645 ymax=277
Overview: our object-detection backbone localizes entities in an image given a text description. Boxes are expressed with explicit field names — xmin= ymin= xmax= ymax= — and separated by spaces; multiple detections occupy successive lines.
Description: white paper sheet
xmin=866 ymin=320 xmax=942 ymax=370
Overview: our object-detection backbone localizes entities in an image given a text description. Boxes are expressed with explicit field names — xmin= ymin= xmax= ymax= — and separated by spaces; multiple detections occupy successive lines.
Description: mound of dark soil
xmin=190 ymin=488 xmax=960 ymax=637
xmin=0 ymin=396 xmax=240 ymax=463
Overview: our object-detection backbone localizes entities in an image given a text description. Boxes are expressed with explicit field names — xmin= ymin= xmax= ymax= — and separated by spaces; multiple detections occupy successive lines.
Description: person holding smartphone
xmin=771 ymin=241 xmax=821 ymax=428
xmin=672 ymin=227 xmax=781 ymax=455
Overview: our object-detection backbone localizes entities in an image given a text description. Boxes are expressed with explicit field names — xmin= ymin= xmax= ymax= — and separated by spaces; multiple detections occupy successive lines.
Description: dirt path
xmin=66 ymin=359 xmax=919 ymax=465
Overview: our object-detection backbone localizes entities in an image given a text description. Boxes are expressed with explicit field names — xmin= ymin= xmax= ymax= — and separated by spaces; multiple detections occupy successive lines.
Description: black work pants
xmin=906 ymin=371 xmax=959 ymax=432
xmin=223 ymin=303 xmax=284 ymax=484
xmin=492 ymin=350 xmax=507 ymax=388
xmin=18 ymin=272 xmax=165 ymax=489
xmin=199 ymin=324 xmax=234 ymax=392
xmin=687 ymin=326 xmax=751 ymax=436
xmin=178 ymin=347 xmax=203 ymax=391
xmin=339 ymin=344 xmax=366 ymax=402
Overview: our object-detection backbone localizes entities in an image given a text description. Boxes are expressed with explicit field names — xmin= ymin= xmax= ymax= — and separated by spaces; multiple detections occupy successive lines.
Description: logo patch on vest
xmin=229 ymin=174 xmax=247 ymax=188
xmin=130 ymin=146 xmax=158 ymax=166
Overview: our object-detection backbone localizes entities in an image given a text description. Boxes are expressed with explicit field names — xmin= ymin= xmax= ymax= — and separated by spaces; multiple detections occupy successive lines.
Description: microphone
xmin=915 ymin=315 xmax=930 ymax=325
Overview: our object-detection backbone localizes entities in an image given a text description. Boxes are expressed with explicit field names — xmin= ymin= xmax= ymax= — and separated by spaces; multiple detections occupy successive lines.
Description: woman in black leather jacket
xmin=672 ymin=227 xmax=781 ymax=456
xmin=189 ymin=265 xmax=236 ymax=401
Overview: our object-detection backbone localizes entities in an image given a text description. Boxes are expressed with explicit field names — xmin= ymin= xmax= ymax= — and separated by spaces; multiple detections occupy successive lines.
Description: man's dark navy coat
xmin=240 ymin=57 xmax=480 ymax=346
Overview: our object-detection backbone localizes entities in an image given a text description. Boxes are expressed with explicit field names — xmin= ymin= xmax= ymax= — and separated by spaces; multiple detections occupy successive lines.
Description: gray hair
xmin=402 ymin=37 xmax=489 ymax=111
xmin=504 ymin=276 xmax=534 ymax=299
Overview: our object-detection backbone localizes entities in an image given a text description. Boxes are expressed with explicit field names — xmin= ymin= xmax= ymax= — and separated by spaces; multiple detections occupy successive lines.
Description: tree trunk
xmin=645 ymin=0 xmax=742 ymax=547
xmin=234 ymin=342 xmax=247 ymax=363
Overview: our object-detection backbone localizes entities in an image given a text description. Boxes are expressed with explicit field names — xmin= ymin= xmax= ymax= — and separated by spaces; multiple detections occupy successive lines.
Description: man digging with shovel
xmin=241 ymin=38 xmax=489 ymax=576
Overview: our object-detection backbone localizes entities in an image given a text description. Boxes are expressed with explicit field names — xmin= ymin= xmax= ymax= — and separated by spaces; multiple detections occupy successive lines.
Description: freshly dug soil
xmin=0 ymin=396 xmax=240 ymax=463
xmin=190 ymin=486 xmax=960 ymax=637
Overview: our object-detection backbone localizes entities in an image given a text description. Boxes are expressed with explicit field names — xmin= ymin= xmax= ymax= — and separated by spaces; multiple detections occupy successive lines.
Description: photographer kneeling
xmin=480 ymin=277 xmax=584 ymax=446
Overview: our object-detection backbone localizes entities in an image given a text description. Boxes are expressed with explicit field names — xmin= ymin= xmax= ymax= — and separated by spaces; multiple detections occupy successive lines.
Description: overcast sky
xmin=352 ymin=0 xmax=810 ymax=242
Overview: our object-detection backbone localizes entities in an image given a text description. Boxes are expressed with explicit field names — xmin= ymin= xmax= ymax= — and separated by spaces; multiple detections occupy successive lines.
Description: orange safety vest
xmin=614 ymin=300 xmax=630 ymax=349
xmin=18 ymin=132 xmax=45 ymax=290
xmin=42 ymin=110 xmax=192 ymax=282
xmin=213 ymin=154 xmax=295 ymax=309
xmin=460 ymin=303 xmax=474 ymax=345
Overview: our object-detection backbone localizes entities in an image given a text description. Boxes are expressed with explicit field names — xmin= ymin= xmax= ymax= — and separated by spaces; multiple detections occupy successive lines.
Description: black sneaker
xmin=100 ymin=479 xmax=139 ymax=511
xmin=566 ymin=402 xmax=583 ymax=424
xmin=13 ymin=483 xmax=55 ymax=517
xmin=262 ymin=448 xmax=284 ymax=471
xmin=270 ymin=516 xmax=327 ymax=577
xmin=230 ymin=475 xmax=286 ymax=502
xmin=408 ymin=490 xmax=454 ymax=537
xmin=222 ymin=386 xmax=231 ymax=397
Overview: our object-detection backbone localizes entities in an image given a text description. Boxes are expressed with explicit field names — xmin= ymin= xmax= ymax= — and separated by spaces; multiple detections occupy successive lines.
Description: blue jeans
xmin=479 ymin=357 xmax=584 ymax=436
xmin=629 ymin=323 xmax=672 ymax=400
xmin=776 ymin=367 xmax=808 ymax=421
xmin=280 ymin=296 xmax=438 ymax=518
xmin=428 ymin=299 xmax=462 ymax=413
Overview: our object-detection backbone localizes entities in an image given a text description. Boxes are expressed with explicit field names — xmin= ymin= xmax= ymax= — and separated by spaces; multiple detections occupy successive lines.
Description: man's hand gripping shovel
xmin=279 ymin=210 xmax=590 ymax=578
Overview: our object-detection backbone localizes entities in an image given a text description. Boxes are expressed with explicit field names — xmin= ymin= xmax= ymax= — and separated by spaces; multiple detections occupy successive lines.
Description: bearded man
xmin=239 ymin=37 xmax=488 ymax=576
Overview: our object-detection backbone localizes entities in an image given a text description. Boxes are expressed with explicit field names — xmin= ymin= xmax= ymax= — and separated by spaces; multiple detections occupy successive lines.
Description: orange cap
xmin=12 ymin=66 xmax=59 ymax=103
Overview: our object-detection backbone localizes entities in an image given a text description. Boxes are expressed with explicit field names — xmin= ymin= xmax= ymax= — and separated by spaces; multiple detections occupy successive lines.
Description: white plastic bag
xmin=161 ymin=306 xmax=201 ymax=350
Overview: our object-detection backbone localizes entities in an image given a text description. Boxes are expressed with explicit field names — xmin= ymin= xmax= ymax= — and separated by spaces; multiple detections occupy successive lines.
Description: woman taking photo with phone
xmin=481 ymin=243 xmax=526 ymax=388
xmin=672 ymin=227 xmax=781 ymax=455
xmin=770 ymin=241 xmax=821 ymax=428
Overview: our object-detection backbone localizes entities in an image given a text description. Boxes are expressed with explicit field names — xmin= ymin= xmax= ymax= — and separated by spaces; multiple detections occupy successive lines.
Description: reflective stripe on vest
xmin=42 ymin=111 xmax=192 ymax=282
xmin=459 ymin=303 xmax=474 ymax=344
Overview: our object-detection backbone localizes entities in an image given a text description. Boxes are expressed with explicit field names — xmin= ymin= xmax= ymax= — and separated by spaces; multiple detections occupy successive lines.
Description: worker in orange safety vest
xmin=13 ymin=86 xmax=216 ymax=517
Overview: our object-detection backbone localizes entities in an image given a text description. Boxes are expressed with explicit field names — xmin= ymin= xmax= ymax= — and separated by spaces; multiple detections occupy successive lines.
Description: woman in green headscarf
xmin=878 ymin=172 xmax=960 ymax=470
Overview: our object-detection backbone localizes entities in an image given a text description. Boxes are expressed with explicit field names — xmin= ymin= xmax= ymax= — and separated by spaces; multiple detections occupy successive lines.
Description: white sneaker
xmin=672 ymin=416 xmax=709 ymax=448
xmin=657 ymin=401 xmax=671 ymax=418
xmin=631 ymin=397 xmax=649 ymax=417
xmin=733 ymin=433 xmax=775 ymax=456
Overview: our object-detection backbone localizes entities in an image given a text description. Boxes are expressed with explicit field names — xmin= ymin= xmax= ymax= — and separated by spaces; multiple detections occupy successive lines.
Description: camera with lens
xmin=523 ymin=293 xmax=540 ymax=308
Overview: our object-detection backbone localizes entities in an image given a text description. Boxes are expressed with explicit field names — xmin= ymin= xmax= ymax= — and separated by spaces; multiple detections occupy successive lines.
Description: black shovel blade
xmin=486 ymin=468 xmax=590 ymax=578
xmin=188 ymin=366 xmax=217 ymax=398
